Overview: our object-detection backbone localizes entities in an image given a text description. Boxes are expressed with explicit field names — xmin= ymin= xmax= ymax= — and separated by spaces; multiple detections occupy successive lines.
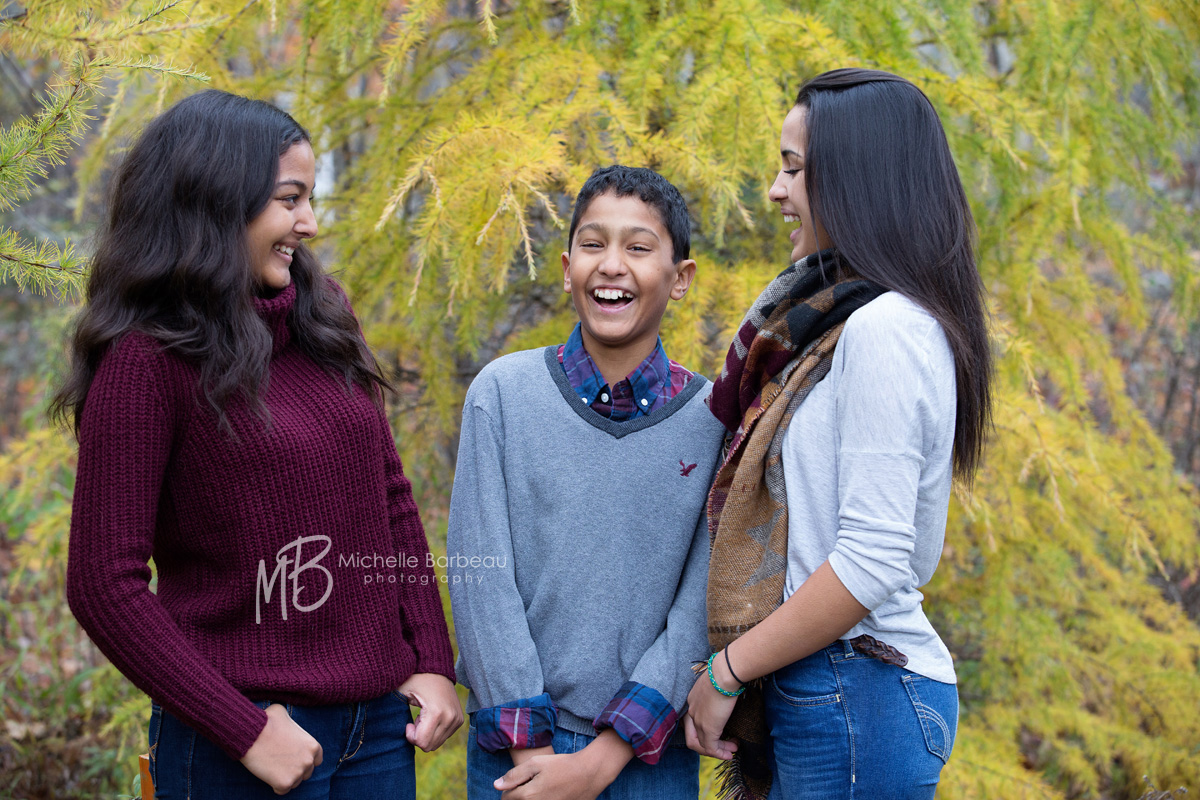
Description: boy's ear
xmin=670 ymin=259 xmax=697 ymax=301
xmin=561 ymin=251 xmax=573 ymax=294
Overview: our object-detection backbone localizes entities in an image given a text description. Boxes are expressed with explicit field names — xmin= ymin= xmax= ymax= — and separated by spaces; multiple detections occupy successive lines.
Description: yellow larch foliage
xmin=2 ymin=0 xmax=1198 ymax=796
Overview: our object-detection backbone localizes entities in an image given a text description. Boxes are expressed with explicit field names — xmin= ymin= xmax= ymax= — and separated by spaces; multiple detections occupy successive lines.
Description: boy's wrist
xmin=579 ymin=729 xmax=634 ymax=786
xmin=509 ymin=745 xmax=554 ymax=767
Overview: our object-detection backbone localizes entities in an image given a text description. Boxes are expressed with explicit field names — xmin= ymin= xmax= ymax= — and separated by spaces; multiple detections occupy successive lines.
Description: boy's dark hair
xmin=567 ymin=165 xmax=691 ymax=262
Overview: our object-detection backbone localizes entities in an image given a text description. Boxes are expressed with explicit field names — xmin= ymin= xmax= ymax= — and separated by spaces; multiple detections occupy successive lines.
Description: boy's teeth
xmin=273 ymin=245 xmax=295 ymax=256
xmin=593 ymin=288 xmax=632 ymax=300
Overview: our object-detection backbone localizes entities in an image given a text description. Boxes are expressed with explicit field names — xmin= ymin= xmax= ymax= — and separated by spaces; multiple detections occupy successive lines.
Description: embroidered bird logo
xmin=679 ymin=460 xmax=698 ymax=477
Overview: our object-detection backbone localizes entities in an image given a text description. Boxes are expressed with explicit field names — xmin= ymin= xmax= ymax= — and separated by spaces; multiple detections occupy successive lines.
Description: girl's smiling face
xmin=245 ymin=142 xmax=318 ymax=290
xmin=768 ymin=105 xmax=831 ymax=263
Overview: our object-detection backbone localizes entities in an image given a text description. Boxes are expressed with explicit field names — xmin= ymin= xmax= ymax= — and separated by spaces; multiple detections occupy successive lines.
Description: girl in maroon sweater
xmin=53 ymin=90 xmax=460 ymax=798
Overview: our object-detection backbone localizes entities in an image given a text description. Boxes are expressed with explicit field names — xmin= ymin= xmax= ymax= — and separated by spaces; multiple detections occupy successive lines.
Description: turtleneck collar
xmin=252 ymin=281 xmax=296 ymax=357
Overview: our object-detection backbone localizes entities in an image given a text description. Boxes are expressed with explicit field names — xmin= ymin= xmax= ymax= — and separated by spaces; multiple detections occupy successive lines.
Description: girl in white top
xmin=683 ymin=68 xmax=992 ymax=800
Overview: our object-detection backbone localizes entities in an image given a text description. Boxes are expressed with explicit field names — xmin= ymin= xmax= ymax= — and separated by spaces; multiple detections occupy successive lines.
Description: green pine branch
xmin=0 ymin=227 xmax=86 ymax=297
xmin=0 ymin=59 xmax=102 ymax=213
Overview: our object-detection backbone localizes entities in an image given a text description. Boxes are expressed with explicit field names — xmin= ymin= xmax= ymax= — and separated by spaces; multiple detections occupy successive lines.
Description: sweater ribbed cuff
xmin=208 ymin=697 xmax=270 ymax=760
xmin=412 ymin=627 xmax=457 ymax=684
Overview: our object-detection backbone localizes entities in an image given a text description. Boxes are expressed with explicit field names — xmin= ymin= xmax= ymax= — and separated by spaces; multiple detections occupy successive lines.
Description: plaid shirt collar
xmin=559 ymin=323 xmax=673 ymax=421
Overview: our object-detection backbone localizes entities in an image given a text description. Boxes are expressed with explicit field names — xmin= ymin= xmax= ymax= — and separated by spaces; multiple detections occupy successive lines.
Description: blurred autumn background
xmin=2 ymin=0 xmax=1199 ymax=797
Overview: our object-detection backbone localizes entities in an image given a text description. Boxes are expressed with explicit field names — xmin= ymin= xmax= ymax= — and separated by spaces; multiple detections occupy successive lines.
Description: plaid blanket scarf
xmin=705 ymin=249 xmax=885 ymax=799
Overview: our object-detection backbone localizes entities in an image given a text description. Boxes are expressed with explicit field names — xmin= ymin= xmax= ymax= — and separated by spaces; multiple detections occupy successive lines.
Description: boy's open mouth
xmin=592 ymin=287 xmax=634 ymax=309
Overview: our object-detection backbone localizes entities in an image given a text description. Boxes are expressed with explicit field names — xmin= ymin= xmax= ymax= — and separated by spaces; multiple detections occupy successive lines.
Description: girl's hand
xmin=239 ymin=703 xmax=323 ymax=794
xmin=397 ymin=672 xmax=463 ymax=751
xmin=683 ymin=662 xmax=740 ymax=761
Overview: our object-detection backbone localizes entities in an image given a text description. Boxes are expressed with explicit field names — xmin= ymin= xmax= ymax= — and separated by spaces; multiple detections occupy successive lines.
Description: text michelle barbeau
xmin=255 ymin=535 xmax=505 ymax=623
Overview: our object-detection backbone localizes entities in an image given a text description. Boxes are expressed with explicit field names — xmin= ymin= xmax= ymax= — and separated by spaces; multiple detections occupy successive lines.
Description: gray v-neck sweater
xmin=447 ymin=346 xmax=725 ymax=736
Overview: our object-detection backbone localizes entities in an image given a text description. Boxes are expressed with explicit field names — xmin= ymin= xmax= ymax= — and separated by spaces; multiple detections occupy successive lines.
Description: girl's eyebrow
xmin=276 ymin=179 xmax=311 ymax=192
xmin=781 ymin=149 xmax=803 ymax=160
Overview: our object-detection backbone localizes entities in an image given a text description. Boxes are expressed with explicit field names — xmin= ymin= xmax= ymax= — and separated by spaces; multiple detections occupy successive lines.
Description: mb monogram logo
xmin=255 ymin=535 xmax=334 ymax=624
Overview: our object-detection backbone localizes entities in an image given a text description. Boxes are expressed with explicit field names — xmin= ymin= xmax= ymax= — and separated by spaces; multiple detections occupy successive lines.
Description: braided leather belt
xmin=848 ymin=633 xmax=909 ymax=667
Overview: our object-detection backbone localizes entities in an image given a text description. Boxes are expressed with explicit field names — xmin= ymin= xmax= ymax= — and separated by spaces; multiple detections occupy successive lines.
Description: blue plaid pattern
xmin=473 ymin=692 xmax=557 ymax=753
xmin=559 ymin=323 xmax=693 ymax=421
xmin=593 ymin=680 xmax=680 ymax=764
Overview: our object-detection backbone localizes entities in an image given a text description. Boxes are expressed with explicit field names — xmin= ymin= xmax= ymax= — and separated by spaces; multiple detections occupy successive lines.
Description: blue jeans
xmin=764 ymin=640 xmax=958 ymax=800
xmin=148 ymin=691 xmax=415 ymax=799
xmin=465 ymin=717 xmax=699 ymax=800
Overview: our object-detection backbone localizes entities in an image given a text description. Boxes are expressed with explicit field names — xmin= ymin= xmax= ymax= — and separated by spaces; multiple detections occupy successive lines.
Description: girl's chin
xmin=255 ymin=271 xmax=292 ymax=292
xmin=790 ymin=238 xmax=822 ymax=262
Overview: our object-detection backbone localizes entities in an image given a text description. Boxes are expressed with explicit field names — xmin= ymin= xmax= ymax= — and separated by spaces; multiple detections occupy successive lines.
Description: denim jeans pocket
xmin=770 ymin=657 xmax=842 ymax=707
xmin=901 ymin=675 xmax=954 ymax=763
xmin=148 ymin=703 xmax=162 ymax=789
xmin=255 ymin=699 xmax=296 ymax=717
xmin=382 ymin=691 xmax=415 ymax=733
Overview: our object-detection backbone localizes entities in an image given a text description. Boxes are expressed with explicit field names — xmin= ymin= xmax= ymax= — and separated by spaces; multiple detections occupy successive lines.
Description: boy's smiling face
xmin=562 ymin=192 xmax=696 ymax=369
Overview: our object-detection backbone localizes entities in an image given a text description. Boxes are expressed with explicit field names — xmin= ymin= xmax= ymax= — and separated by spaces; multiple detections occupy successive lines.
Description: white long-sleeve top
xmin=782 ymin=291 xmax=958 ymax=683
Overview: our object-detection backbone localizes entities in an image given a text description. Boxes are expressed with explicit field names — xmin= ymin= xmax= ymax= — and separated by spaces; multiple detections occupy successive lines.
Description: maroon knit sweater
xmin=66 ymin=282 xmax=455 ymax=760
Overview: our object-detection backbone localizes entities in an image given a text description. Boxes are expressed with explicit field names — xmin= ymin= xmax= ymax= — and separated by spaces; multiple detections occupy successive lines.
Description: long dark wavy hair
xmin=51 ymin=90 xmax=390 ymax=434
xmin=795 ymin=68 xmax=993 ymax=482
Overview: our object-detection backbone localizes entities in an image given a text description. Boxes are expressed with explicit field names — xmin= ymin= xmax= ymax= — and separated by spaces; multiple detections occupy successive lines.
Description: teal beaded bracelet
xmin=707 ymin=652 xmax=745 ymax=697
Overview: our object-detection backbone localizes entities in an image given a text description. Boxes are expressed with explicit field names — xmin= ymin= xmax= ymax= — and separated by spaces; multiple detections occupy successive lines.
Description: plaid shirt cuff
xmin=592 ymin=681 xmax=679 ymax=765
xmin=474 ymin=693 xmax=558 ymax=753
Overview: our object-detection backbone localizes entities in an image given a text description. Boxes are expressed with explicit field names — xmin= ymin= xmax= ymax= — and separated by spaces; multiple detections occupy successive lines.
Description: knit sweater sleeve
xmin=378 ymin=409 xmax=456 ymax=682
xmin=65 ymin=335 xmax=268 ymax=760
xmin=447 ymin=382 xmax=553 ymax=741
xmin=592 ymin=500 xmax=711 ymax=762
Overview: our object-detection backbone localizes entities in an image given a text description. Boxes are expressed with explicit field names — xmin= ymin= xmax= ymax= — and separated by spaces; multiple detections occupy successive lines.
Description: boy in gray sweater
xmin=448 ymin=166 xmax=725 ymax=799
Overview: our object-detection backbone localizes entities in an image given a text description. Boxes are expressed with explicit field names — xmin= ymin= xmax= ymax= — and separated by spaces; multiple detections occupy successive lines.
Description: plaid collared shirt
xmin=476 ymin=682 xmax=680 ymax=764
xmin=473 ymin=692 xmax=558 ymax=753
xmin=558 ymin=323 xmax=693 ymax=421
